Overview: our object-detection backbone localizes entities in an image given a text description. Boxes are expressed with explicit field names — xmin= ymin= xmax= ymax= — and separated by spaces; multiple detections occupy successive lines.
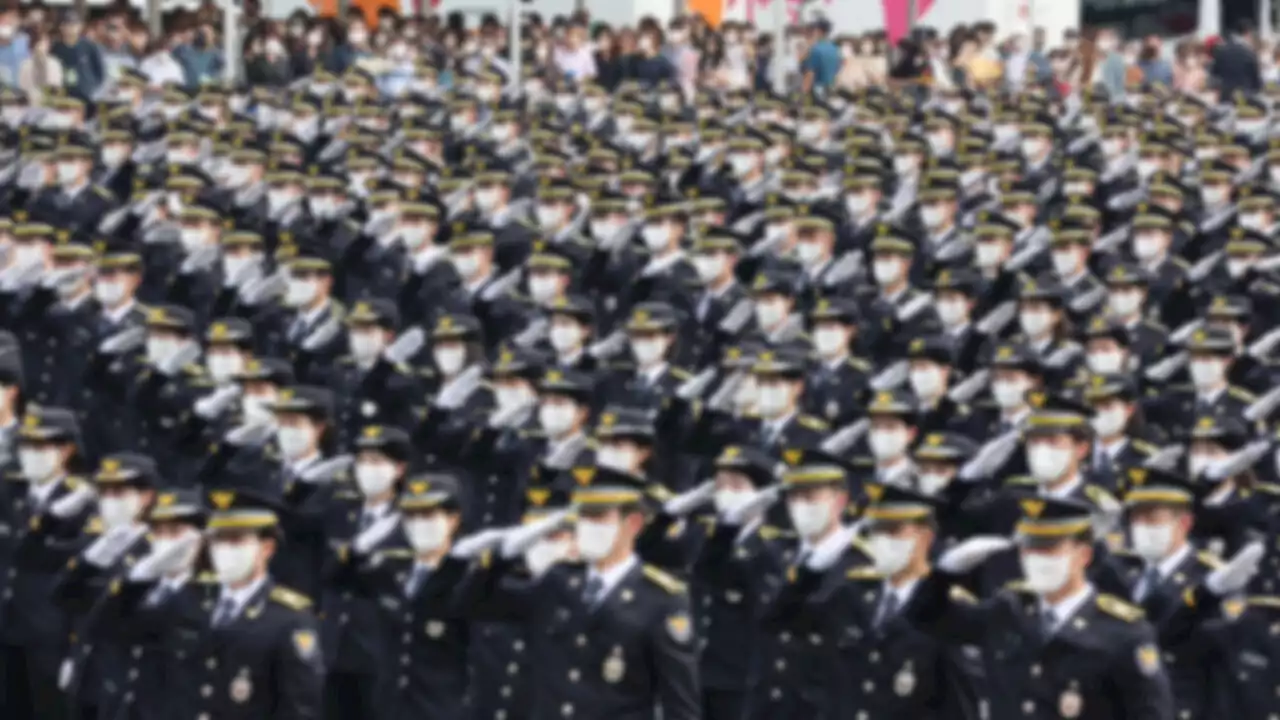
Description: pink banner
xmin=881 ymin=0 xmax=934 ymax=44
xmin=725 ymin=0 xmax=834 ymax=25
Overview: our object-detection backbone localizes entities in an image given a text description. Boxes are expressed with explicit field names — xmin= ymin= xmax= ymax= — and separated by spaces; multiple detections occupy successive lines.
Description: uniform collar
xmin=28 ymin=476 xmax=65 ymax=506
xmin=1040 ymin=583 xmax=1093 ymax=632
xmin=588 ymin=554 xmax=638 ymax=601
xmin=1155 ymin=543 xmax=1192 ymax=579
xmin=103 ymin=300 xmax=137 ymax=325
xmin=219 ymin=575 xmax=269 ymax=616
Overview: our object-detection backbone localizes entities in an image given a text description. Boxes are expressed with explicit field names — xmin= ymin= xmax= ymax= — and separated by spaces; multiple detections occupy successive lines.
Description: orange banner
xmin=686 ymin=0 xmax=724 ymax=26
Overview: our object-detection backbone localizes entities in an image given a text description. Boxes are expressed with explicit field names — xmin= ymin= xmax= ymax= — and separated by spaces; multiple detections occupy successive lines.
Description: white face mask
xmin=206 ymin=353 xmax=244 ymax=385
xmin=872 ymin=258 xmax=903 ymax=286
xmin=145 ymin=337 xmax=179 ymax=367
xmin=909 ymin=367 xmax=944 ymax=399
xmin=592 ymin=220 xmax=624 ymax=243
xmin=917 ymin=471 xmax=952 ymax=496
xmin=57 ymin=162 xmax=81 ymax=186
xmin=928 ymin=133 xmax=952 ymax=155
xmin=284 ymin=278 xmax=318 ymax=308
xmin=276 ymin=426 xmax=313 ymax=460
xmin=713 ymin=487 xmax=755 ymax=517
xmin=242 ymin=395 xmax=275 ymax=424
xmin=1132 ymin=234 xmax=1164 ymax=261
xmin=450 ymin=252 xmax=482 ymax=280
xmin=404 ymin=516 xmax=450 ymax=554
xmin=1201 ymin=187 xmax=1228 ymax=206
xmin=1101 ymin=140 xmax=1123 ymax=159
xmin=400 ymin=226 xmax=429 ymax=250
xmin=596 ymin=445 xmax=636 ymax=472
xmin=354 ymin=461 xmax=397 ymax=498
xmin=756 ymin=383 xmax=792 ymax=418
xmin=1136 ymin=161 xmax=1160 ymax=180
xmin=868 ymin=533 xmax=916 ymax=576
xmin=494 ymin=385 xmax=533 ymax=413
xmin=1019 ymin=551 xmax=1072 ymax=595
xmin=1086 ymin=352 xmax=1124 ymax=375
xmin=1107 ymin=285 xmax=1144 ymax=317
xmin=641 ymin=225 xmax=672 ymax=252
xmin=975 ymin=241 xmax=1005 ymax=269
xmin=575 ymin=518 xmax=619 ymax=561
xmin=524 ymin=537 xmax=571 ymax=576
xmin=1050 ymin=250 xmax=1079 ymax=278
xmin=349 ymin=331 xmax=383 ymax=364
xmin=755 ymin=301 xmax=787 ymax=330
xmin=1189 ymin=360 xmax=1224 ymax=388
xmin=549 ymin=324 xmax=582 ymax=354
xmin=1019 ymin=310 xmax=1053 ymax=338
xmin=812 ymin=327 xmax=848 ymax=358
xmin=1187 ymin=453 xmax=1219 ymax=478
xmin=868 ymin=429 xmax=909 ymax=461
xmin=694 ymin=255 xmax=724 ymax=283
xmin=795 ymin=241 xmax=824 ymax=267
xmin=787 ymin=499 xmax=832 ymax=540
xmin=920 ymin=206 xmax=946 ymax=230
xmin=19 ymin=448 xmax=60 ymax=483
xmin=433 ymin=347 xmax=466 ymax=376
xmin=1020 ymin=139 xmax=1046 ymax=159
xmin=728 ymin=154 xmax=756 ymax=177
xmin=210 ymin=540 xmax=260 ymax=585
xmin=474 ymin=189 xmax=502 ymax=213
xmin=99 ymin=494 xmax=142 ymax=530
xmin=1226 ymin=258 xmax=1252 ymax=279
xmin=1130 ymin=522 xmax=1175 ymax=562
xmin=845 ymin=194 xmax=872 ymax=216
xmin=935 ymin=298 xmax=967 ymax=326
xmin=991 ymin=380 xmax=1026 ymax=409
xmin=1091 ymin=406 xmax=1128 ymax=438
xmin=528 ymin=276 xmax=560 ymax=304
xmin=630 ymin=338 xmax=666 ymax=367
xmin=536 ymin=206 xmax=564 ymax=231
xmin=1026 ymin=443 xmax=1073 ymax=483
xmin=1240 ymin=213 xmax=1267 ymax=231
xmin=93 ymin=280 xmax=125 ymax=308
xmin=538 ymin=403 xmax=577 ymax=437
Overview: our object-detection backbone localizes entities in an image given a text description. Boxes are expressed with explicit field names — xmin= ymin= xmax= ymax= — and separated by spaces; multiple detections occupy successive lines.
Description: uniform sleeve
xmin=275 ymin=615 xmax=325 ymax=720
xmin=649 ymin=594 xmax=702 ymax=720
xmin=1110 ymin=626 xmax=1174 ymax=720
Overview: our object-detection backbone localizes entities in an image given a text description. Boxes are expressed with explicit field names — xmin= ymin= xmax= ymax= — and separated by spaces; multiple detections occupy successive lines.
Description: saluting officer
xmin=195 ymin=489 xmax=323 ymax=720
xmin=911 ymin=496 xmax=1174 ymax=719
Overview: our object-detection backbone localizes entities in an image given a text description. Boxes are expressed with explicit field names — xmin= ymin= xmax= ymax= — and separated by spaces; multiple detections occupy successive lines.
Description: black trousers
xmin=324 ymin=670 xmax=381 ymax=720
xmin=703 ymin=688 xmax=746 ymax=720
xmin=0 ymin=643 xmax=71 ymax=720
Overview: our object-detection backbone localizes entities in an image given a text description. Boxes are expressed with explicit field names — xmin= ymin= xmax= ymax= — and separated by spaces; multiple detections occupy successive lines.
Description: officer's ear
xmin=1072 ymin=437 xmax=1091 ymax=462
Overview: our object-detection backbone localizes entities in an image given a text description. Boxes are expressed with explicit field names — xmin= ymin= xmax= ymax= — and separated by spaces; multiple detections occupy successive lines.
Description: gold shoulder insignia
xmin=1254 ymin=483 xmax=1280 ymax=496
xmin=1223 ymin=597 xmax=1246 ymax=619
xmin=1096 ymin=593 xmax=1144 ymax=622
xmin=94 ymin=186 xmax=115 ymax=200
xmin=1142 ymin=319 xmax=1169 ymax=333
xmin=848 ymin=356 xmax=872 ymax=372
xmin=1004 ymin=580 xmax=1035 ymax=593
xmin=66 ymin=475 xmax=85 ymax=490
xmin=846 ymin=566 xmax=882 ymax=580
xmin=197 ymin=571 xmax=220 ymax=583
xmin=1004 ymin=476 xmax=1038 ymax=486
xmin=1248 ymin=596 xmax=1280 ymax=610
xmin=1173 ymin=257 xmax=1191 ymax=270
xmin=798 ymin=415 xmax=829 ymax=430
xmin=85 ymin=517 xmax=103 ymax=535
xmin=1229 ymin=386 xmax=1258 ymax=402
xmin=642 ymin=564 xmax=687 ymax=595
xmin=949 ymin=585 xmax=979 ymax=604
xmin=1132 ymin=440 xmax=1157 ymax=455
xmin=1083 ymin=485 xmax=1119 ymax=509
xmin=851 ymin=534 xmax=873 ymax=557
xmin=670 ymin=367 xmax=692 ymax=381
xmin=1197 ymin=551 xmax=1225 ymax=570
xmin=269 ymin=585 xmax=313 ymax=610
xmin=375 ymin=548 xmax=415 ymax=559
xmin=758 ymin=525 xmax=786 ymax=540
xmin=696 ymin=516 xmax=716 ymax=531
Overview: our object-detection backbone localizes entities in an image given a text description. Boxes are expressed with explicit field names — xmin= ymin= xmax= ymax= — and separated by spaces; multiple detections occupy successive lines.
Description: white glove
xmin=869 ymin=360 xmax=909 ymax=391
xmin=179 ymin=245 xmax=220 ymax=275
xmin=301 ymin=316 xmax=341 ymax=352
xmin=512 ymin=318 xmax=548 ymax=349
xmin=155 ymin=341 xmax=200 ymax=377
xmin=820 ymin=419 xmax=869 ymax=455
xmin=300 ymin=455 xmax=354 ymax=484
xmin=708 ymin=372 xmax=746 ymax=413
xmin=128 ymin=533 xmax=201 ymax=581
xmin=936 ymin=536 xmax=1014 ymax=574
xmin=587 ymin=330 xmax=627 ymax=359
xmin=99 ymin=327 xmax=146 ymax=355
xmin=412 ymin=245 xmax=449 ymax=274
xmin=717 ymin=299 xmax=754 ymax=334
xmin=225 ymin=256 xmax=263 ymax=289
xmin=435 ymin=365 xmax=483 ymax=410
xmin=0 ymin=258 xmax=44 ymax=290
xmin=480 ymin=269 xmax=521 ymax=301
xmin=49 ymin=485 xmax=97 ymax=519
xmin=194 ymin=385 xmax=242 ymax=420
xmin=500 ymin=510 xmax=572 ymax=559
xmin=806 ymin=522 xmax=861 ymax=571
xmin=451 ymin=528 xmax=510 ymax=560
xmin=1205 ymin=540 xmax=1265 ymax=596
xmin=352 ymin=513 xmax=401 ymax=556
xmin=722 ymin=486 xmax=780 ymax=526
xmin=39 ymin=266 xmax=88 ymax=292
xmin=489 ymin=397 xmax=534 ymax=429
xmin=676 ymin=368 xmax=717 ymax=401
xmin=82 ymin=525 xmax=145 ymax=569
xmin=383 ymin=327 xmax=426 ymax=364
xmin=225 ymin=420 xmax=275 ymax=447
xmin=239 ymin=270 xmax=287 ymax=306
xmin=662 ymin=481 xmax=715 ymax=517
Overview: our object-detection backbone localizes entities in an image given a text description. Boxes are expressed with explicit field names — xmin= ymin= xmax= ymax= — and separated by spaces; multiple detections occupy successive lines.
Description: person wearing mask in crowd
xmin=632 ymin=26 xmax=675 ymax=86
xmin=94 ymin=12 xmax=137 ymax=82
xmin=553 ymin=20 xmax=596 ymax=82
xmin=1212 ymin=20 xmax=1262 ymax=95
xmin=17 ymin=27 xmax=62 ymax=106
xmin=324 ymin=19 xmax=367 ymax=74
xmin=50 ymin=11 xmax=101 ymax=101
xmin=174 ymin=20 xmax=222 ymax=89
xmin=593 ymin=26 xmax=626 ymax=90
xmin=1094 ymin=28 xmax=1128 ymax=97
xmin=663 ymin=19 xmax=698 ymax=94
xmin=1174 ymin=40 xmax=1209 ymax=91
xmin=1137 ymin=36 xmax=1173 ymax=86
xmin=800 ymin=17 xmax=839 ymax=96
xmin=140 ymin=27 xmax=188 ymax=87
xmin=0 ymin=2 xmax=31 ymax=89
xmin=245 ymin=30 xmax=295 ymax=88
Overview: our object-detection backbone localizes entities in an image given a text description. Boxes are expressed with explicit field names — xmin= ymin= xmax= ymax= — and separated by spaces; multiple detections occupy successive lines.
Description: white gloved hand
xmin=500 ymin=510 xmax=573 ymax=559
xmin=352 ymin=513 xmax=401 ymax=556
xmin=128 ymin=533 xmax=201 ymax=581
xmin=301 ymin=316 xmax=341 ymax=352
xmin=489 ymin=397 xmax=534 ymax=429
xmin=155 ymin=341 xmax=200 ymax=377
xmin=451 ymin=528 xmax=510 ymax=560
xmin=194 ymin=385 xmax=242 ymax=420
xmin=936 ymin=536 xmax=1014 ymax=574
xmin=225 ymin=420 xmax=275 ymax=447
xmin=722 ymin=486 xmax=780 ymax=526
xmin=49 ymin=485 xmax=97 ymax=519
xmin=179 ymin=245 xmax=220 ymax=275
xmin=662 ymin=481 xmax=715 ymax=517
xmin=99 ymin=327 xmax=146 ymax=355
xmin=82 ymin=525 xmax=144 ymax=568
xmin=39 ymin=266 xmax=88 ymax=291
xmin=1205 ymin=540 xmax=1265 ymax=596
xmin=383 ymin=327 xmax=426 ymax=364
xmin=300 ymin=455 xmax=354 ymax=484
xmin=224 ymin=256 xmax=263 ymax=290
xmin=239 ymin=270 xmax=287 ymax=307
xmin=435 ymin=366 xmax=483 ymax=410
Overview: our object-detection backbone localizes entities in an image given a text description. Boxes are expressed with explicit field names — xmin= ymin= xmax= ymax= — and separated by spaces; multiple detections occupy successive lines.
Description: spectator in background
xmin=291 ymin=20 xmax=328 ymax=79
xmin=1028 ymin=27 xmax=1052 ymax=84
xmin=1094 ymin=28 xmax=1127 ymax=96
xmin=52 ymin=11 xmax=102 ymax=100
xmin=663 ymin=18 xmax=698 ymax=94
xmin=245 ymin=29 xmax=294 ymax=87
xmin=630 ymin=25 xmax=674 ymax=86
xmin=324 ymin=18 xmax=367 ymax=74
xmin=720 ymin=24 xmax=753 ymax=90
xmin=1212 ymin=20 xmax=1262 ymax=95
xmin=1137 ymin=35 xmax=1173 ymax=86
xmin=140 ymin=25 xmax=188 ymax=87
xmin=1048 ymin=47 xmax=1076 ymax=97
xmin=593 ymin=26 xmax=625 ymax=90
xmin=863 ymin=34 xmax=888 ymax=87
xmin=800 ymin=17 xmax=839 ymax=95
xmin=552 ymin=20 xmax=595 ymax=82
xmin=96 ymin=12 xmax=138 ymax=82
xmin=1173 ymin=40 xmax=1209 ymax=91
xmin=0 ymin=2 xmax=31 ymax=88
xmin=174 ymin=20 xmax=223 ymax=89
xmin=18 ymin=26 xmax=62 ymax=104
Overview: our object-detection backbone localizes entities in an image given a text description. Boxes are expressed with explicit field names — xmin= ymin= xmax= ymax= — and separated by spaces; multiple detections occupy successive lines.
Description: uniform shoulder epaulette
xmin=1004 ymin=475 xmax=1037 ymax=486
xmin=269 ymin=585 xmax=313 ymax=610
xmin=1096 ymin=593 xmax=1144 ymax=622
xmin=375 ymin=547 xmax=415 ymax=559
xmin=1083 ymin=484 xmax=1120 ymax=511
xmin=338 ymin=357 xmax=355 ymax=366
xmin=846 ymin=565 xmax=882 ymax=580
xmin=1247 ymin=595 xmax=1280 ymax=610
xmin=1196 ymin=551 xmax=1225 ymax=570
xmin=1003 ymin=580 xmax=1035 ymax=594
xmin=1172 ymin=257 xmax=1192 ymax=271
xmin=1229 ymin=386 xmax=1257 ymax=402
xmin=798 ymin=415 xmax=829 ymax=430
xmin=66 ymin=475 xmax=86 ymax=490
xmin=670 ymin=367 xmax=692 ymax=381
xmin=183 ymin=363 xmax=207 ymax=376
xmin=757 ymin=525 xmax=789 ymax=540
xmin=1254 ymin=482 xmax=1280 ymax=496
xmin=642 ymin=564 xmax=687 ymax=594
xmin=393 ymin=362 xmax=411 ymax=375
xmin=949 ymin=585 xmax=979 ymax=604
xmin=196 ymin=571 xmax=219 ymax=583
xmin=847 ymin=356 xmax=872 ymax=372
xmin=84 ymin=517 xmax=103 ymax=535
xmin=3 ymin=471 xmax=23 ymax=481
xmin=94 ymin=186 xmax=115 ymax=200
xmin=1142 ymin=319 xmax=1168 ymax=333
xmin=344 ymin=219 xmax=361 ymax=234
xmin=850 ymin=534 xmax=872 ymax=557
xmin=740 ymin=411 xmax=761 ymax=420
xmin=1131 ymin=439 xmax=1158 ymax=455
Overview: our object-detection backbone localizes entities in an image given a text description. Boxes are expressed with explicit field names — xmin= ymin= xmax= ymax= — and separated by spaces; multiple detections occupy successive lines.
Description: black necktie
xmin=1134 ymin=566 xmax=1160 ymax=602
xmin=404 ymin=564 xmax=429 ymax=597
xmin=582 ymin=575 xmax=604 ymax=606
xmin=1040 ymin=609 xmax=1057 ymax=638
xmin=876 ymin=591 xmax=899 ymax=627
xmin=211 ymin=597 xmax=236 ymax=628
